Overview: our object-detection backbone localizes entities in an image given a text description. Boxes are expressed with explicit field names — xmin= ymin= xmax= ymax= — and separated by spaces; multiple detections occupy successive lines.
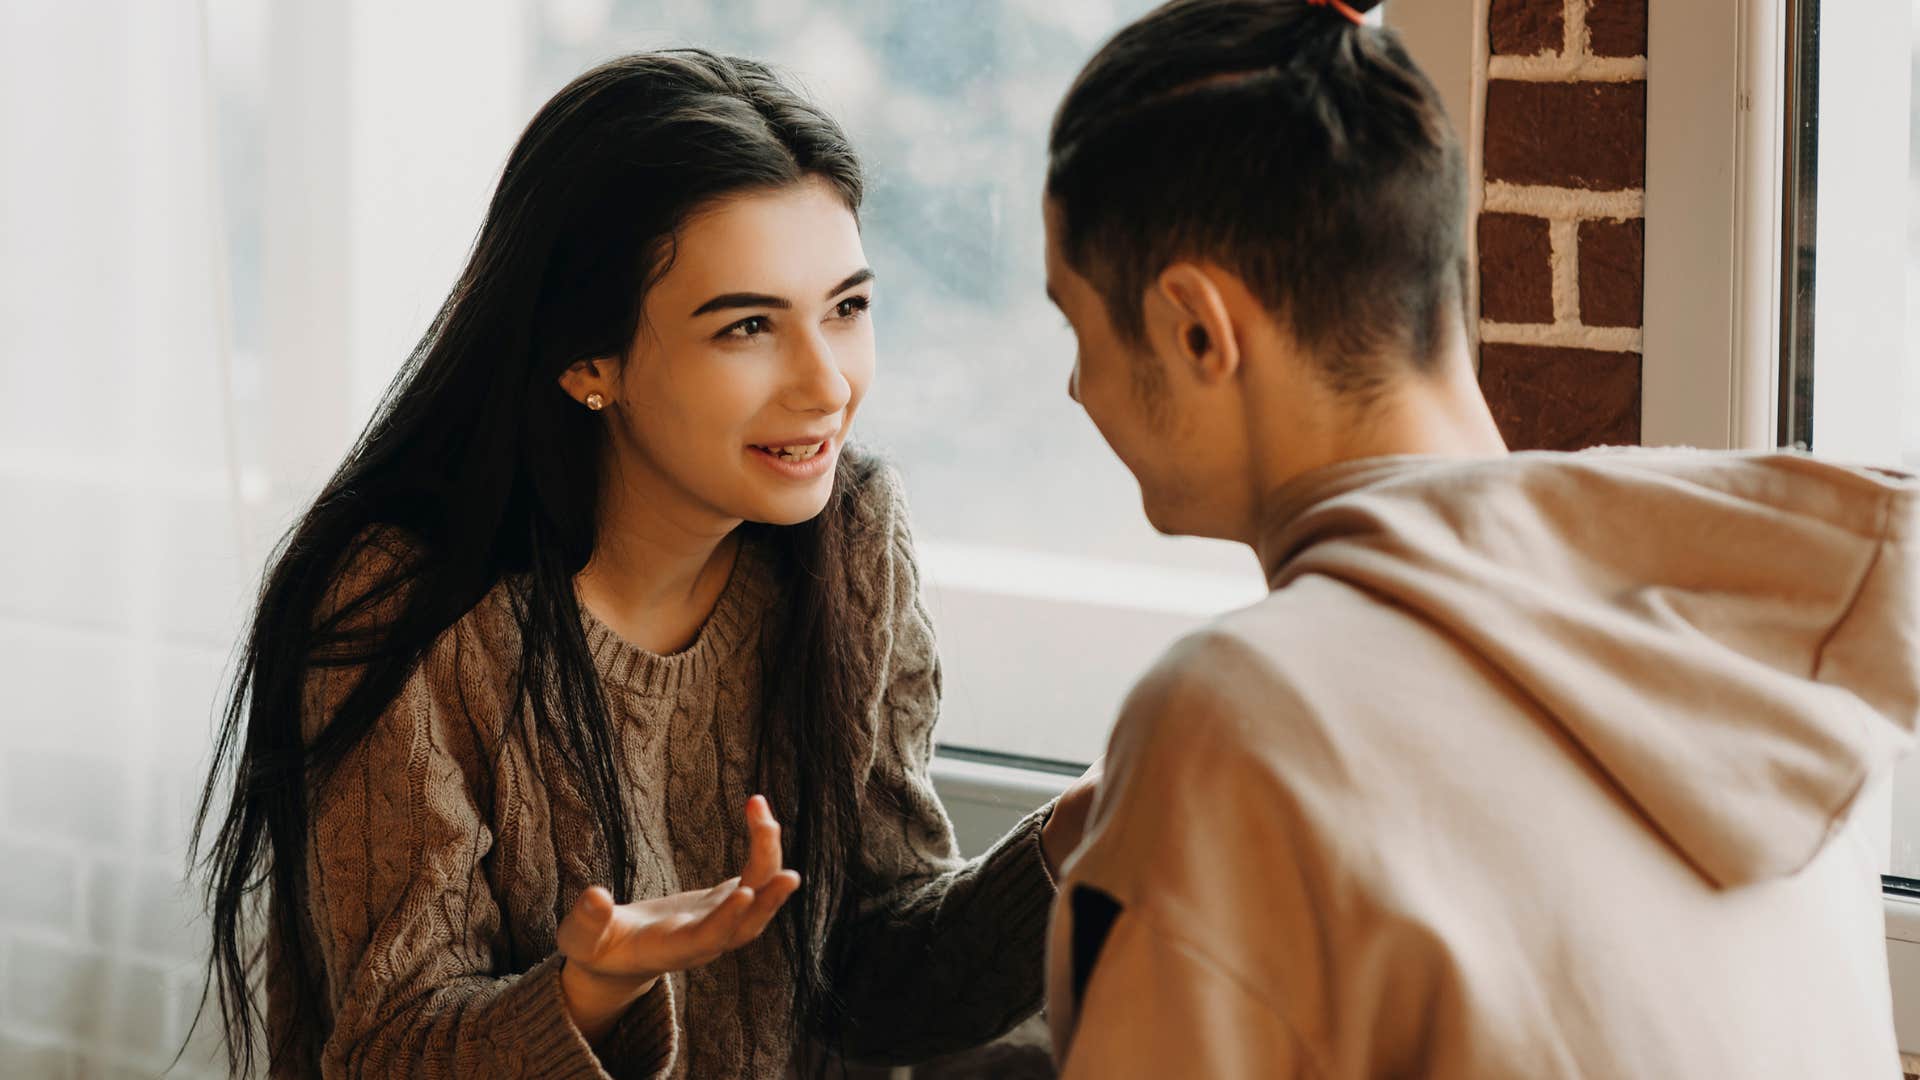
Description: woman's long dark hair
xmin=191 ymin=50 xmax=874 ymax=1076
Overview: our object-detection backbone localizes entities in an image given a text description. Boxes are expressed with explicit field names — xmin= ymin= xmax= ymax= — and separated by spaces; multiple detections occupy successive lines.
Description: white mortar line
xmin=1479 ymin=320 xmax=1645 ymax=352
xmin=1549 ymin=218 xmax=1582 ymax=325
xmin=1565 ymin=0 xmax=1590 ymax=58
xmin=1484 ymin=182 xmax=1643 ymax=220
xmin=1469 ymin=0 xmax=1492 ymax=351
xmin=1487 ymin=54 xmax=1647 ymax=82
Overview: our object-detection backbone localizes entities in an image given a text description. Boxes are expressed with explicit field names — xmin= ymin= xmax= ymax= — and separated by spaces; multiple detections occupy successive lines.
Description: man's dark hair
xmin=1048 ymin=0 xmax=1467 ymax=393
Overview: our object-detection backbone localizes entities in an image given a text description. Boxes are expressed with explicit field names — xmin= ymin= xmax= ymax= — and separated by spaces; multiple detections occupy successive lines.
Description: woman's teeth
xmin=761 ymin=442 xmax=823 ymax=462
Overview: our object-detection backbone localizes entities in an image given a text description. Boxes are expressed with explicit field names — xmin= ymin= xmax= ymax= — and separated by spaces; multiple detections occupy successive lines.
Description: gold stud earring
xmin=585 ymin=392 xmax=605 ymax=412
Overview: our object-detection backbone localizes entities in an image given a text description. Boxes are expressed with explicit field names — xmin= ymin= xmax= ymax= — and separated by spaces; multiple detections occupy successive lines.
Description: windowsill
xmin=1889 ymin=890 xmax=1920 ymax=944
xmin=931 ymin=750 xmax=1076 ymax=807
xmin=931 ymin=750 xmax=1077 ymax=857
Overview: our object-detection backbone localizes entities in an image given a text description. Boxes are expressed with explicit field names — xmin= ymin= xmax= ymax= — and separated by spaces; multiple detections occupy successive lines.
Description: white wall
xmin=0 ymin=1 xmax=248 ymax=1075
xmin=0 ymin=1 xmax=528 ymax=1074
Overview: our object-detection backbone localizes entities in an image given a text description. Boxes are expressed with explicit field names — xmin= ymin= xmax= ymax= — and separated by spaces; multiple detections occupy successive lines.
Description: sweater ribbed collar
xmin=577 ymin=534 xmax=779 ymax=699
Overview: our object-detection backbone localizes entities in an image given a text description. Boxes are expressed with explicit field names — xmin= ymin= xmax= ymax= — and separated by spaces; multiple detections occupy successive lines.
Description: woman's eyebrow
xmin=691 ymin=291 xmax=789 ymax=317
xmin=827 ymin=268 xmax=875 ymax=297
xmin=688 ymin=268 xmax=876 ymax=319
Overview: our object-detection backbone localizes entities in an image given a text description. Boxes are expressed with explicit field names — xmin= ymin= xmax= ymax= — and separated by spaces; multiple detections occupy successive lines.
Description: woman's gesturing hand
xmin=557 ymin=795 xmax=802 ymax=1042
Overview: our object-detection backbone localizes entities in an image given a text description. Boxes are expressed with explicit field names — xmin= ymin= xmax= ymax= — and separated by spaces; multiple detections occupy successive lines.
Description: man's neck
xmin=1244 ymin=343 xmax=1509 ymax=541
xmin=1329 ymin=358 xmax=1510 ymax=462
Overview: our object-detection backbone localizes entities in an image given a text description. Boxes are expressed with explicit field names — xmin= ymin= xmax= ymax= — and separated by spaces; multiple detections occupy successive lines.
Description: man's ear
xmin=557 ymin=356 xmax=618 ymax=407
xmin=1149 ymin=263 xmax=1242 ymax=385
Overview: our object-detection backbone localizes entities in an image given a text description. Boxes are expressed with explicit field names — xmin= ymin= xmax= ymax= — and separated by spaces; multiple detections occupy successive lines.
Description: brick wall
xmin=1478 ymin=0 xmax=1649 ymax=450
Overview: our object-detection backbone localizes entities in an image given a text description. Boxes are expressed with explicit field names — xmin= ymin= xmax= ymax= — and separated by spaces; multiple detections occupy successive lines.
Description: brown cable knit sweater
xmin=267 ymin=465 xmax=1057 ymax=1078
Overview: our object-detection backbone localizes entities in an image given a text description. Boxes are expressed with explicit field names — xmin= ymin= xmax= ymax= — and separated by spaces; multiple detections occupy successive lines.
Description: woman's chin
xmin=744 ymin=485 xmax=835 ymax=528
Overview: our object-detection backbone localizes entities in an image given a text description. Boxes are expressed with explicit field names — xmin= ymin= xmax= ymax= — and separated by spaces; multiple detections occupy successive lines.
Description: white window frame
xmin=1642 ymin=0 xmax=1786 ymax=450
xmin=1643 ymin=0 xmax=1908 ymax=462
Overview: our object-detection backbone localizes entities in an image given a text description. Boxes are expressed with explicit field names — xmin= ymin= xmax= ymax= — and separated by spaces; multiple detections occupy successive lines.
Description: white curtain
xmin=1 ymin=0 xmax=247 ymax=1074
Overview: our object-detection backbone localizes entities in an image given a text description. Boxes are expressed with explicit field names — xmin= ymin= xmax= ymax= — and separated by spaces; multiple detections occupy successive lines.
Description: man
xmin=1040 ymin=1 xmax=1920 ymax=1076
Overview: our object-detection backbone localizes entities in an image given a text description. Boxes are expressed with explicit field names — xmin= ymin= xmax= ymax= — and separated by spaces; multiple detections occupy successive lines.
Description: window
xmin=212 ymin=0 xmax=1307 ymax=770
xmin=1770 ymin=0 xmax=1915 ymax=879
xmin=1745 ymin=0 xmax=1920 ymax=926
xmin=532 ymin=0 xmax=1272 ymax=766
xmin=205 ymin=2 xmax=1455 ymax=771
xmin=1777 ymin=0 xmax=1915 ymax=474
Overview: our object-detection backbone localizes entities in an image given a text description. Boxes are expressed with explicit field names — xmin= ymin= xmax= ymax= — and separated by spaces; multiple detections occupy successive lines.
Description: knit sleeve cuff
xmin=488 ymin=954 xmax=677 ymax=1080
xmin=600 ymin=973 xmax=680 ymax=1077
xmin=486 ymin=953 xmax=615 ymax=1079
xmin=973 ymin=801 xmax=1061 ymax=954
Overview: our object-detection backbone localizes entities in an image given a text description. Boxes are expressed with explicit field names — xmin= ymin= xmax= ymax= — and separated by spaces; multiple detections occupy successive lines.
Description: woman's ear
xmin=1152 ymin=263 xmax=1241 ymax=385
xmin=557 ymin=357 xmax=618 ymax=408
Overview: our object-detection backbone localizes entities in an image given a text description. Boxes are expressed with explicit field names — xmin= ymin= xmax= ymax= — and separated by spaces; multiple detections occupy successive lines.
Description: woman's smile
xmin=748 ymin=435 xmax=838 ymax=479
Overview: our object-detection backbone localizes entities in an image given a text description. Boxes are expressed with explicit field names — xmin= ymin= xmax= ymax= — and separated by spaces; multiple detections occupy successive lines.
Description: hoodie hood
xmin=1259 ymin=448 xmax=1920 ymax=889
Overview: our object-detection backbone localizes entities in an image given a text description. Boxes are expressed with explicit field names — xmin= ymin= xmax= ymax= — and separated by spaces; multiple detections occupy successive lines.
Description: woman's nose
xmin=786 ymin=330 xmax=853 ymax=415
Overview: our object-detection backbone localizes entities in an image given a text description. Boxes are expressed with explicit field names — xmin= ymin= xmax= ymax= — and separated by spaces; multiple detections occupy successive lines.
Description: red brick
xmin=1578 ymin=218 xmax=1644 ymax=328
xmin=1479 ymin=344 xmax=1641 ymax=450
xmin=1478 ymin=213 xmax=1555 ymax=324
xmin=1484 ymin=80 xmax=1647 ymax=190
xmin=1490 ymin=0 xmax=1564 ymax=56
xmin=1587 ymin=0 xmax=1649 ymax=58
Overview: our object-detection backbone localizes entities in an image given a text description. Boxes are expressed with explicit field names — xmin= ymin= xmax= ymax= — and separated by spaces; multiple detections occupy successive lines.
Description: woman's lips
xmin=748 ymin=438 xmax=835 ymax=479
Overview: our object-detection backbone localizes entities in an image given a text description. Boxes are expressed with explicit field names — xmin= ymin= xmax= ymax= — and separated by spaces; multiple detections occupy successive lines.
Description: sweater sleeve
xmin=825 ymin=467 xmax=1059 ymax=1064
xmin=298 ymin=545 xmax=678 ymax=1079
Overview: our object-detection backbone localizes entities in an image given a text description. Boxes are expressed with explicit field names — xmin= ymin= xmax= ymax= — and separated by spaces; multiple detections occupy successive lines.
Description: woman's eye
xmin=722 ymin=316 xmax=772 ymax=340
xmin=835 ymin=295 xmax=871 ymax=320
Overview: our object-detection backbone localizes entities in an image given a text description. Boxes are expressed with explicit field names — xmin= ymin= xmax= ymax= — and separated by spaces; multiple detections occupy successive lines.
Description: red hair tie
xmin=1308 ymin=0 xmax=1367 ymax=26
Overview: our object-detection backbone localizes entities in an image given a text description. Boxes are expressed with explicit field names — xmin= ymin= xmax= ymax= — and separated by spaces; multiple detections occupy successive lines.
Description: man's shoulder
xmin=1129 ymin=576 xmax=1402 ymax=719
xmin=1072 ymin=587 xmax=1385 ymax=907
xmin=1103 ymin=574 xmax=1445 ymax=810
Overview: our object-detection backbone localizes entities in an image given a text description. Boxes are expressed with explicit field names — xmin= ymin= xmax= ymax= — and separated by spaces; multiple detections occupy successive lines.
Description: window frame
xmin=1642 ymin=0 xmax=1788 ymax=450
xmin=1668 ymin=0 xmax=1915 ymax=1054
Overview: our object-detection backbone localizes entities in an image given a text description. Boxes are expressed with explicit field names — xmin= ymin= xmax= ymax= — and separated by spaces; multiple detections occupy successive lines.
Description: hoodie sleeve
xmin=1048 ymin=627 xmax=1350 ymax=1080
xmin=1058 ymin=906 xmax=1323 ymax=1080
xmin=824 ymin=465 xmax=1058 ymax=1063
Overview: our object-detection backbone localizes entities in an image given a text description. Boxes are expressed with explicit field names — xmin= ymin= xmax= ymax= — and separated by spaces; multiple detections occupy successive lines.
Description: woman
xmin=194 ymin=50 xmax=1093 ymax=1078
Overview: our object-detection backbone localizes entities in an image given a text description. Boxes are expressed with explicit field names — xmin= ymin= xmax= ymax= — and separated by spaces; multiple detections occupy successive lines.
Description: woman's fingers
xmin=560 ymin=864 xmax=800 ymax=981
xmin=738 ymin=795 xmax=784 ymax=889
xmin=556 ymin=884 xmax=618 ymax=963
xmin=686 ymin=881 xmax=758 ymax=953
xmin=726 ymin=869 xmax=801 ymax=949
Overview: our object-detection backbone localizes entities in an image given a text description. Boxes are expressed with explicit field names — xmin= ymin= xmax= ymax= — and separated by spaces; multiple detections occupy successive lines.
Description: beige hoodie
xmin=1047 ymin=449 xmax=1920 ymax=1079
